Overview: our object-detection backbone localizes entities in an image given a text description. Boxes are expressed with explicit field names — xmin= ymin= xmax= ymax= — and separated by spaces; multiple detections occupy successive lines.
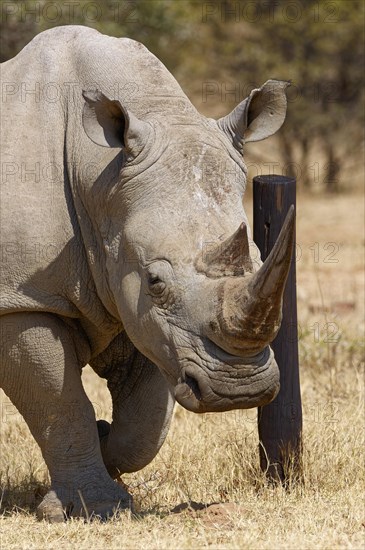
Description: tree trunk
xmin=278 ymin=131 xmax=296 ymax=181
xmin=300 ymin=137 xmax=311 ymax=189
xmin=324 ymin=144 xmax=340 ymax=193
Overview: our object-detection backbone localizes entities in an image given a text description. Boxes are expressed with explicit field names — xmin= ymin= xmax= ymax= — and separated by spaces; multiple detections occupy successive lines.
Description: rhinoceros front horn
xmin=215 ymin=206 xmax=295 ymax=355
xmin=248 ymin=204 xmax=295 ymax=300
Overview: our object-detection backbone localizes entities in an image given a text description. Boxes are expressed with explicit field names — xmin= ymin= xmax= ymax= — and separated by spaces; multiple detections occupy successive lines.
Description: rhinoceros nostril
xmin=185 ymin=374 xmax=202 ymax=401
xmin=97 ymin=419 xmax=110 ymax=440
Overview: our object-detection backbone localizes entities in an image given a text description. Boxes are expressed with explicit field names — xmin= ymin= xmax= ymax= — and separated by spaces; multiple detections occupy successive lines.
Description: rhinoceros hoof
xmin=37 ymin=484 xmax=133 ymax=522
xmin=36 ymin=490 xmax=66 ymax=522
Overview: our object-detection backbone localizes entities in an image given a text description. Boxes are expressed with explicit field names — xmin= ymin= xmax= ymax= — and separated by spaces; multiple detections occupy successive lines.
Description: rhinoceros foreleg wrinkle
xmin=0 ymin=312 xmax=132 ymax=522
xmin=91 ymin=333 xmax=175 ymax=477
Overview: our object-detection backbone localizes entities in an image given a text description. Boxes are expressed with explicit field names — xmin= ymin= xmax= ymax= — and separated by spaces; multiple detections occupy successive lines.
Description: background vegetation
xmin=1 ymin=0 xmax=364 ymax=192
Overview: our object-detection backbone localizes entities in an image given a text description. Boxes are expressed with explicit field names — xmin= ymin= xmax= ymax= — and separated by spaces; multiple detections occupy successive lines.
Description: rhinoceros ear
xmin=217 ymin=80 xmax=290 ymax=153
xmin=82 ymin=90 xmax=150 ymax=153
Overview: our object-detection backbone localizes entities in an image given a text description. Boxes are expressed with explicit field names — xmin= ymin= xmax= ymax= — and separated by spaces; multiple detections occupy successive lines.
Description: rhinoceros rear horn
xmin=217 ymin=80 xmax=290 ymax=153
xmin=82 ymin=89 xmax=150 ymax=153
xmin=197 ymin=222 xmax=253 ymax=277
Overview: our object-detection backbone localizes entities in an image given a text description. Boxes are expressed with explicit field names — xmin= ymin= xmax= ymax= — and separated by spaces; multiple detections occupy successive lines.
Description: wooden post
xmin=253 ymin=174 xmax=302 ymax=484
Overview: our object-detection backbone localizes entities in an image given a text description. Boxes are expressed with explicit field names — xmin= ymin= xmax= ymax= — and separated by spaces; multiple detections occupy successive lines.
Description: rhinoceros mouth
xmin=174 ymin=346 xmax=279 ymax=413
xmin=174 ymin=370 xmax=204 ymax=408
xmin=184 ymin=373 xmax=202 ymax=401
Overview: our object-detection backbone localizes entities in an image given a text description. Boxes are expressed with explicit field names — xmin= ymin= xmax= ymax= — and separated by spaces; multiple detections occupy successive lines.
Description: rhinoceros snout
xmin=174 ymin=347 xmax=280 ymax=414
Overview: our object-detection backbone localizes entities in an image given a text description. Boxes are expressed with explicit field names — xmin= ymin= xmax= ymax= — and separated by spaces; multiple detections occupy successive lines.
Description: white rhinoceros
xmin=0 ymin=26 xmax=294 ymax=521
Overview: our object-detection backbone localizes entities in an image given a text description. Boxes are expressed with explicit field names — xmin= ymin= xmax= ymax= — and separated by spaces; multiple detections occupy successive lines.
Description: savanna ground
xmin=0 ymin=188 xmax=364 ymax=549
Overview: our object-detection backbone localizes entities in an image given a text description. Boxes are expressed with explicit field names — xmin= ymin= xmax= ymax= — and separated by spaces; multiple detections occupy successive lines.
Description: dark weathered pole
xmin=253 ymin=174 xmax=302 ymax=484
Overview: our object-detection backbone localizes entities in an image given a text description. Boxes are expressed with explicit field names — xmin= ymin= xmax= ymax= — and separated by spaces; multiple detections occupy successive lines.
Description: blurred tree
xmin=0 ymin=1 xmax=200 ymax=67
xmin=1 ymin=0 xmax=363 ymax=192
xmin=260 ymin=0 xmax=364 ymax=192
xmin=192 ymin=0 xmax=364 ymax=192
xmin=0 ymin=1 xmax=38 ymax=61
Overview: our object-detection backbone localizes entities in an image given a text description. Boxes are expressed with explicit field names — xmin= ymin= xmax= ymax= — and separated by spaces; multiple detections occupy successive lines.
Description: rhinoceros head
xmin=82 ymin=81 xmax=293 ymax=413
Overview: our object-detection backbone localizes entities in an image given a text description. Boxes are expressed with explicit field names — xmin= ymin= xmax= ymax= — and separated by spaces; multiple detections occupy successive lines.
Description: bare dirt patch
xmin=171 ymin=501 xmax=247 ymax=530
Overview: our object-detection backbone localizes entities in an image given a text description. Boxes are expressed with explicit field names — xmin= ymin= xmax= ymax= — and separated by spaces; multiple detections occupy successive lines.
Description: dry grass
xmin=1 ymin=193 xmax=364 ymax=549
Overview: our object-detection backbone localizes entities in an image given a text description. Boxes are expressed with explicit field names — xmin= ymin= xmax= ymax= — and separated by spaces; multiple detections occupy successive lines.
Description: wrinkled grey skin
xmin=0 ymin=26 xmax=292 ymax=522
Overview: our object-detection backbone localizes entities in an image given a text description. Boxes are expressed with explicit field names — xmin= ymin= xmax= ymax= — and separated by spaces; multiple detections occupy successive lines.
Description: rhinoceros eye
xmin=147 ymin=273 xmax=166 ymax=295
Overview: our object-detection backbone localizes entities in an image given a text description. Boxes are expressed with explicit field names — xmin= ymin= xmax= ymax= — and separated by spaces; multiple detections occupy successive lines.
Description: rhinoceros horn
xmin=197 ymin=222 xmax=253 ymax=277
xmin=211 ymin=206 xmax=295 ymax=355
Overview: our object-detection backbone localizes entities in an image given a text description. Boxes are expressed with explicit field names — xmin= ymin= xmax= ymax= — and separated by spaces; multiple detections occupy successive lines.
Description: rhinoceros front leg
xmin=0 ymin=312 xmax=132 ymax=522
xmin=91 ymin=333 xmax=175 ymax=478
